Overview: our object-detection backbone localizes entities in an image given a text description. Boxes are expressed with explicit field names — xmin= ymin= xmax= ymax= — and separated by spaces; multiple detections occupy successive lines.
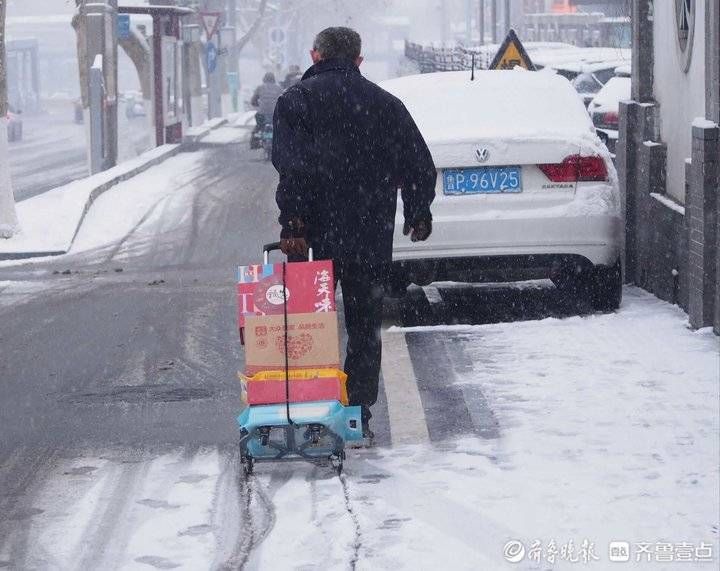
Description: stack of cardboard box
xmin=237 ymin=260 xmax=346 ymax=405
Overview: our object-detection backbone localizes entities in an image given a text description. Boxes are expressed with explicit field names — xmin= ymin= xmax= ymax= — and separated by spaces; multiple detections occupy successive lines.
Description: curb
xmin=0 ymin=118 xmax=232 ymax=261
xmin=182 ymin=117 xmax=229 ymax=145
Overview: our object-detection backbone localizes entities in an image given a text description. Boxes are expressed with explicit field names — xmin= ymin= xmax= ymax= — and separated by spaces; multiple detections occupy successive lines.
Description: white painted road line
xmin=381 ymin=328 xmax=430 ymax=446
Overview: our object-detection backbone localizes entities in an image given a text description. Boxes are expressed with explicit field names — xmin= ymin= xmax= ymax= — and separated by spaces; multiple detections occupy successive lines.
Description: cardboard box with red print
xmin=244 ymin=311 xmax=340 ymax=375
xmin=236 ymin=260 xmax=335 ymax=330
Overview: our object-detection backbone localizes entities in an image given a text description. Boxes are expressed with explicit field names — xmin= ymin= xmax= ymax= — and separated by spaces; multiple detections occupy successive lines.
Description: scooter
xmin=261 ymin=123 xmax=273 ymax=161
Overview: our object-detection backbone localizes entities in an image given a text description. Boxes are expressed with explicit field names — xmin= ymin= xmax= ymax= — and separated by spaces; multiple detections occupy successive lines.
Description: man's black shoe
xmin=362 ymin=419 xmax=375 ymax=440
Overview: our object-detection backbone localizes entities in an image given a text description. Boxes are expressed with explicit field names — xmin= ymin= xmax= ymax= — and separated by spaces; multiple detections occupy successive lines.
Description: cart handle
xmin=263 ymin=242 xmax=314 ymax=264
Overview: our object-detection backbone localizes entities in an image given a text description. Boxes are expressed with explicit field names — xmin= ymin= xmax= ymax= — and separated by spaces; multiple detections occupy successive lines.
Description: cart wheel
xmin=331 ymin=450 xmax=345 ymax=475
xmin=241 ymin=455 xmax=254 ymax=477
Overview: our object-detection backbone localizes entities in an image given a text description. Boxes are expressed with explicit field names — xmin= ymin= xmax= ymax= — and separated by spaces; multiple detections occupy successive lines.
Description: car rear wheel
xmin=552 ymin=258 xmax=622 ymax=312
xmin=589 ymin=258 xmax=622 ymax=311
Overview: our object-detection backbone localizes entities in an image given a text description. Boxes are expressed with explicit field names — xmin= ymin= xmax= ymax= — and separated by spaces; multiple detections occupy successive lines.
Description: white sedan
xmin=382 ymin=70 xmax=623 ymax=310
xmin=588 ymin=76 xmax=631 ymax=154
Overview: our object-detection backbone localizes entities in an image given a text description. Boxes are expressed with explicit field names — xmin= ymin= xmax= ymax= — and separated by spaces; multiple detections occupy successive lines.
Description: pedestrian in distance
xmin=272 ymin=26 xmax=436 ymax=439
xmin=250 ymin=72 xmax=283 ymax=149
xmin=281 ymin=64 xmax=303 ymax=89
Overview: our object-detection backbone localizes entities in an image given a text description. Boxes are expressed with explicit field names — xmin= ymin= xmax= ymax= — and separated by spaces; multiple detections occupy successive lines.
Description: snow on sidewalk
xmin=0 ymin=144 xmax=181 ymax=258
xmin=351 ymin=287 xmax=718 ymax=569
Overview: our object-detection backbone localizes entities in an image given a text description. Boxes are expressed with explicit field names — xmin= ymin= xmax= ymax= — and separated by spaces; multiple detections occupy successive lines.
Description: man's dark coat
xmin=272 ymin=57 xmax=436 ymax=263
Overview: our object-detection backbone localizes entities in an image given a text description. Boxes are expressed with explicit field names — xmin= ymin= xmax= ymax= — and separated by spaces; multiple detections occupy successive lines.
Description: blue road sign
xmin=118 ymin=14 xmax=131 ymax=40
xmin=206 ymin=42 xmax=218 ymax=74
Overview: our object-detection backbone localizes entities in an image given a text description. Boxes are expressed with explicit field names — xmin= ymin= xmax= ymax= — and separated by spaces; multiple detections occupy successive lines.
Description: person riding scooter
xmin=250 ymin=72 xmax=283 ymax=149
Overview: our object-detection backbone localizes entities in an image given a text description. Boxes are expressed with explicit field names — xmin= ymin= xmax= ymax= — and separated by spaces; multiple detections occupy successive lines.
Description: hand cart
xmin=237 ymin=243 xmax=363 ymax=475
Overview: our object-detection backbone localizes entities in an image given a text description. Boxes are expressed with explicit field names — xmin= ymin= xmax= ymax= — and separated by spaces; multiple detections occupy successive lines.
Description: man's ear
xmin=310 ymin=50 xmax=322 ymax=64
xmin=355 ymin=56 xmax=364 ymax=67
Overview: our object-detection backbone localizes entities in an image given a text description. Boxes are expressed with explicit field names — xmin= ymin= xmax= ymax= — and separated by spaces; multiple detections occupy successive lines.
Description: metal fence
xmin=404 ymin=40 xmax=496 ymax=74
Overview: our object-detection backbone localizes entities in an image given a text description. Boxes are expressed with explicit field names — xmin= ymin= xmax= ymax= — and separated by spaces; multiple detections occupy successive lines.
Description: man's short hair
xmin=313 ymin=27 xmax=362 ymax=61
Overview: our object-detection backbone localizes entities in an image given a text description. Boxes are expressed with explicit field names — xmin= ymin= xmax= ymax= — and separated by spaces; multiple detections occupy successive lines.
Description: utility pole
xmin=440 ymin=0 xmax=448 ymax=44
xmin=490 ymin=0 xmax=497 ymax=43
xmin=76 ymin=0 xmax=118 ymax=173
xmin=479 ymin=0 xmax=485 ymax=45
xmin=0 ymin=0 xmax=19 ymax=238
xmin=503 ymin=0 xmax=510 ymax=35
xmin=465 ymin=0 xmax=472 ymax=44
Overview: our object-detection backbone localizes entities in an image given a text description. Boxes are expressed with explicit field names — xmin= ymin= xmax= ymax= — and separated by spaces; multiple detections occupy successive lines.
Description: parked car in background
xmin=124 ymin=92 xmax=146 ymax=119
xmin=588 ymin=76 xmax=631 ymax=154
xmin=571 ymin=63 xmax=622 ymax=106
xmin=381 ymin=70 xmax=623 ymax=311
xmin=6 ymin=106 xmax=23 ymax=142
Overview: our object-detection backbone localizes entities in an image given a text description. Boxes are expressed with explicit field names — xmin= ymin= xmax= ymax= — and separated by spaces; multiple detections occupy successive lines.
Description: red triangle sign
xmin=201 ymin=12 xmax=222 ymax=40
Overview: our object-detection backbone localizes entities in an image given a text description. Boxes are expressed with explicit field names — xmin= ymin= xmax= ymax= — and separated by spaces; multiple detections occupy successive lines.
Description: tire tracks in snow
xmin=0 ymin=447 xmax=59 ymax=569
xmin=74 ymin=453 xmax=151 ymax=570
xmin=216 ymin=455 xmax=280 ymax=570
xmin=339 ymin=473 xmax=362 ymax=570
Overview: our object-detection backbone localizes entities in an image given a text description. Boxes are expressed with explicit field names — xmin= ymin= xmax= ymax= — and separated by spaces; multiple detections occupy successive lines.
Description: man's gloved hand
xmin=403 ymin=218 xmax=432 ymax=242
xmin=280 ymin=217 xmax=309 ymax=258
xmin=280 ymin=237 xmax=309 ymax=257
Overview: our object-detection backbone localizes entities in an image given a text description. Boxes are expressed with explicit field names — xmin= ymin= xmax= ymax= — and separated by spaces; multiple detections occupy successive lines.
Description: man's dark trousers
xmin=287 ymin=252 xmax=385 ymax=419
xmin=335 ymin=259 xmax=385 ymax=420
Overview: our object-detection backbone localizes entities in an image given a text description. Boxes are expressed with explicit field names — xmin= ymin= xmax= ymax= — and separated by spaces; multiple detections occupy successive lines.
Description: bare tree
xmin=71 ymin=1 xmax=89 ymax=107
xmin=236 ymin=0 xmax=269 ymax=54
xmin=0 ymin=0 xmax=6 ymax=118
xmin=0 ymin=0 xmax=20 ymax=238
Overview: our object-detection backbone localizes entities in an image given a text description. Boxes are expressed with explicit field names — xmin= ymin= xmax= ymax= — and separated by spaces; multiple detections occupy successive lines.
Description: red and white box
xmin=236 ymin=260 xmax=335 ymax=331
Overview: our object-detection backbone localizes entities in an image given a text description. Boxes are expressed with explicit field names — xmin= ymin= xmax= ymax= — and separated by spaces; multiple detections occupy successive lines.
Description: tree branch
xmin=237 ymin=0 xmax=269 ymax=53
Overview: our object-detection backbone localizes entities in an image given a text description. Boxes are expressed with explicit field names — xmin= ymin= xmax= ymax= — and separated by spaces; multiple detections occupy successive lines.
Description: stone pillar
xmin=617 ymin=101 xmax=639 ymax=282
xmin=687 ymin=122 xmax=720 ymax=329
xmin=618 ymin=101 xmax=659 ymax=282
xmin=631 ymin=0 xmax=654 ymax=103
xmin=635 ymin=140 xmax=668 ymax=288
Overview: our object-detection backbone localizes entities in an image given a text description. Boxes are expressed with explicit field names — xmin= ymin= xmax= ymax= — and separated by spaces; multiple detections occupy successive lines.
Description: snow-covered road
xmin=2 ymin=289 xmax=717 ymax=570
xmin=0 ymin=138 xmax=717 ymax=570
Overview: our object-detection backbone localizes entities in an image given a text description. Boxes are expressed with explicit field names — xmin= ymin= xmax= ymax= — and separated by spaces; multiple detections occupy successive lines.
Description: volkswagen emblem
xmin=475 ymin=148 xmax=490 ymax=163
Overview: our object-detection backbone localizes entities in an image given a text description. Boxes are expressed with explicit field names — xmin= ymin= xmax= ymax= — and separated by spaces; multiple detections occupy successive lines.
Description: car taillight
xmin=538 ymin=154 xmax=608 ymax=182
xmin=602 ymin=111 xmax=619 ymax=126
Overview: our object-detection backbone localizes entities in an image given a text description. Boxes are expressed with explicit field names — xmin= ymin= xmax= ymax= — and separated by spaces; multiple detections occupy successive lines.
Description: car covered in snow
xmin=381 ymin=70 xmax=623 ymax=310
xmin=588 ymin=76 xmax=631 ymax=154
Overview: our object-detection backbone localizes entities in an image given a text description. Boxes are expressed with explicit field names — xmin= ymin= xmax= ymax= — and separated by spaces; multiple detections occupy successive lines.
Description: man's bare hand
xmin=403 ymin=219 xmax=432 ymax=242
xmin=280 ymin=237 xmax=309 ymax=258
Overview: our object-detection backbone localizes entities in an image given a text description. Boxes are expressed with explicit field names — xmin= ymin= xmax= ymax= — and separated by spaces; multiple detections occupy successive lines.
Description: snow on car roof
xmin=381 ymin=70 xmax=594 ymax=144
xmin=590 ymin=77 xmax=631 ymax=111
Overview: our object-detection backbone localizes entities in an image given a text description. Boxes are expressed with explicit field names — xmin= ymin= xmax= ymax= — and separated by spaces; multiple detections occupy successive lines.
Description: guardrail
xmin=404 ymin=40 xmax=494 ymax=73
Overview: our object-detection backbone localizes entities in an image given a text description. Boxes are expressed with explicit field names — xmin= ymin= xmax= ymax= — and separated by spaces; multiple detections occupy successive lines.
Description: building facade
xmin=618 ymin=0 xmax=720 ymax=331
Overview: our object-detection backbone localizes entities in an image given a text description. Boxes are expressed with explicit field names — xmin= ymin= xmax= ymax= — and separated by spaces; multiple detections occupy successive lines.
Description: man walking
xmin=272 ymin=27 xmax=436 ymax=438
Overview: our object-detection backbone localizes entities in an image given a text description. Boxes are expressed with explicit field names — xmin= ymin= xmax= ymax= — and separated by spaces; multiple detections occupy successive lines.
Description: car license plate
xmin=443 ymin=167 xmax=522 ymax=195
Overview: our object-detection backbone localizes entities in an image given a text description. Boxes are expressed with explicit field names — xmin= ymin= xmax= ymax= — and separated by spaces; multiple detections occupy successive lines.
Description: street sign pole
xmin=201 ymin=10 xmax=223 ymax=119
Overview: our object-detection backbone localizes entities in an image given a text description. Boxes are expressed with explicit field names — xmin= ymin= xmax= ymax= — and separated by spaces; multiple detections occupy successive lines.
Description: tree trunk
xmin=72 ymin=2 xmax=89 ymax=108
xmin=0 ymin=0 xmax=7 ymax=117
xmin=119 ymin=27 xmax=152 ymax=101
xmin=0 ymin=0 xmax=20 ymax=238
